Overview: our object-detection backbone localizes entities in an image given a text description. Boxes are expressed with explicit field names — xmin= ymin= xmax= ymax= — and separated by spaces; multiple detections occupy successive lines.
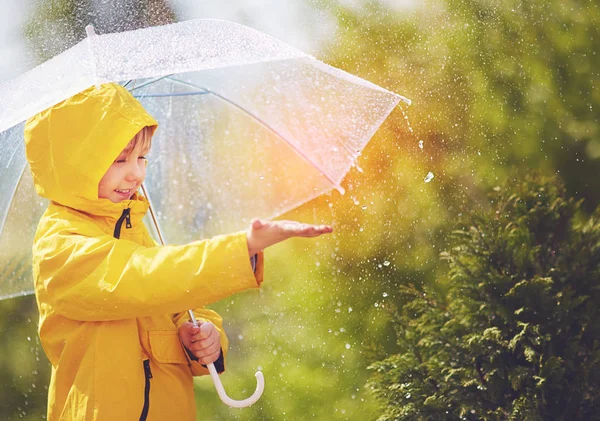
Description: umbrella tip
xmin=397 ymin=94 xmax=412 ymax=106
xmin=85 ymin=25 xmax=96 ymax=37
xmin=85 ymin=25 xmax=101 ymax=90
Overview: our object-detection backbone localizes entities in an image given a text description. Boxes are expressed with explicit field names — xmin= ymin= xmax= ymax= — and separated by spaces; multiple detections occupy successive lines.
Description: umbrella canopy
xmin=0 ymin=18 xmax=409 ymax=300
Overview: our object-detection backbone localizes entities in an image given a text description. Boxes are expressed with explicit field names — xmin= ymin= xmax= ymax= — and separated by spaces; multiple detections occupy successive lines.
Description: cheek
xmin=99 ymin=167 xmax=118 ymax=190
xmin=139 ymin=163 xmax=147 ymax=180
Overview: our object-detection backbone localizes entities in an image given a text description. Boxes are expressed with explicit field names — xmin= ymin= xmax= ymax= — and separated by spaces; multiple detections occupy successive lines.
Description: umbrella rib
xmin=163 ymin=76 xmax=343 ymax=193
xmin=0 ymin=161 xmax=27 ymax=233
xmin=4 ymin=142 xmax=20 ymax=170
xmin=126 ymin=76 xmax=172 ymax=92
xmin=133 ymin=91 xmax=211 ymax=98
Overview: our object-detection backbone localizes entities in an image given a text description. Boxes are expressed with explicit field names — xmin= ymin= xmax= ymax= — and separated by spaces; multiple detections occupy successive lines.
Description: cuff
xmin=201 ymin=348 xmax=225 ymax=373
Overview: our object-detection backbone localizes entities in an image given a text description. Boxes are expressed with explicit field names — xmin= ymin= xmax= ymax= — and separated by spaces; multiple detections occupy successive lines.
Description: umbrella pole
xmin=140 ymin=184 xmax=265 ymax=408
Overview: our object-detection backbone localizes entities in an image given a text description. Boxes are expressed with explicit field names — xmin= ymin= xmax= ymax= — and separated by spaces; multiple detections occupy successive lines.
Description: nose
xmin=125 ymin=159 xmax=145 ymax=182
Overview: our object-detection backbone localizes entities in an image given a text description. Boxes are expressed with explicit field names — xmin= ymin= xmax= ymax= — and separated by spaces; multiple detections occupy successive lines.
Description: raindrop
xmin=418 ymin=140 xmax=424 ymax=149
xmin=424 ymin=172 xmax=434 ymax=183
xmin=382 ymin=292 xmax=388 ymax=298
xmin=383 ymin=260 xmax=390 ymax=266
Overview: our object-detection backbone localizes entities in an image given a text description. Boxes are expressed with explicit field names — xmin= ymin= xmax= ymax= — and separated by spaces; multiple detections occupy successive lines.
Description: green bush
xmin=369 ymin=175 xmax=600 ymax=420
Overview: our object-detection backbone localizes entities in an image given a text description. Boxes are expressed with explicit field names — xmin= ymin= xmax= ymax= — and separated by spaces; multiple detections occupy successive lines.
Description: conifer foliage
xmin=369 ymin=175 xmax=600 ymax=420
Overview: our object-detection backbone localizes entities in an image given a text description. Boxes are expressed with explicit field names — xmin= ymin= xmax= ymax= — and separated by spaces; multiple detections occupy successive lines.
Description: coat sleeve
xmin=172 ymin=309 xmax=229 ymax=376
xmin=33 ymin=215 xmax=264 ymax=322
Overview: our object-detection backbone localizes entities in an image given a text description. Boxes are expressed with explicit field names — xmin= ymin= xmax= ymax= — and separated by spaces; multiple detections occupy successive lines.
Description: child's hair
xmin=121 ymin=125 xmax=153 ymax=156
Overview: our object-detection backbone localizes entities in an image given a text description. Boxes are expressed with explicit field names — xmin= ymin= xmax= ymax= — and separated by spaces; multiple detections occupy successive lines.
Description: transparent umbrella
xmin=0 ymin=18 xmax=409 ymax=407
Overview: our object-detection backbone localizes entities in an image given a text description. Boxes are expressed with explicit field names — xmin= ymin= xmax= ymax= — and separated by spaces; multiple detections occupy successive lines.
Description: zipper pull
xmin=125 ymin=208 xmax=132 ymax=229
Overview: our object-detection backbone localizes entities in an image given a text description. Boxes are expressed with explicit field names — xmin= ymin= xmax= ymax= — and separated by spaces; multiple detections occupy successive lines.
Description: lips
xmin=114 ymin=188 xmax=135 ymax=199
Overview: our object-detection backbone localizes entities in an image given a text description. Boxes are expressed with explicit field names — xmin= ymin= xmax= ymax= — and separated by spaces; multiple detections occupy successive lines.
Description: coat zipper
xmin=113 ymin=208 xmax=132 ymax=239
xmin=139 ymin=359 xmax=152 ymax=421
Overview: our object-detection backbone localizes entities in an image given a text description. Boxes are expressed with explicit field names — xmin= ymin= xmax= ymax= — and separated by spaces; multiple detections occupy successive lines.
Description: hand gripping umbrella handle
xmin=188 ymin=310 xmax=265 ymax=408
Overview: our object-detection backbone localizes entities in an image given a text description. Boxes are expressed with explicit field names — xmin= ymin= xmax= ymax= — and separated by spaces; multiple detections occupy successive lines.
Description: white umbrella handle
xmin=207 ymin=363 xmax=265 ymax=408
xmin=188 ymin=310 xmax=265 ymax=408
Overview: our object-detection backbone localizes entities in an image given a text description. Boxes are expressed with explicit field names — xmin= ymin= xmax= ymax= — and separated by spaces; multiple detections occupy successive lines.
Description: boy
xmin=25 ymin=83 xmax=332 ymax=421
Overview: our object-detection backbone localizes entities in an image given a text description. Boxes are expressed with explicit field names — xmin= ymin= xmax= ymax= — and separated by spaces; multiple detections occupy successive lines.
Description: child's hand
xmin=178 ymin=321 xmax=221 ymax=365
xmin=246 ymin=218 xmax=333 ymax=256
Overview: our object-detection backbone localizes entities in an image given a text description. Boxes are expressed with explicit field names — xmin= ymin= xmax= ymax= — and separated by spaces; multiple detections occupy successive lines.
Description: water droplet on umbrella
xmin=418 ymin=140 xmax=423 ymax=149
xmin=424 ymin=172 xmax=434 ymax=183
xmin=383 ymin=260 xmax=390 ymax=266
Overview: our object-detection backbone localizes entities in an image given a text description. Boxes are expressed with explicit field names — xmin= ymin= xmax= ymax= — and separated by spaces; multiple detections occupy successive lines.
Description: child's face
xmin=98 ymin=141 xmax=149 ymax=203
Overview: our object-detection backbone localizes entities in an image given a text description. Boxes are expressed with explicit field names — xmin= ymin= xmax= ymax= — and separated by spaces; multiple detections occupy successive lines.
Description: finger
xmin=296 ymin=225 xmax=332 ymax=237
xmin=312 ymin=225 xmax=333 ymax=236
xmin=182 ymin=321 xmax=200 ymax=333
xmin=189 ymin=335 xmax=219 ymax=353
xmin=192 ymin=336 xmax=220 ymax=356
xmin=192 ymin=325 xmax=218 ymax=344
xmin=199 ymin=334 xmax=220 ymax=352
xmin=198 ymin=322 xmax=216 ymax=339
xmin=251 ymin=218 xmax=264 ymax=230
xmin=197 ymin=348 xmax=221 ymax=365
xmin=192 ymin=330 xmax=219 ymax=347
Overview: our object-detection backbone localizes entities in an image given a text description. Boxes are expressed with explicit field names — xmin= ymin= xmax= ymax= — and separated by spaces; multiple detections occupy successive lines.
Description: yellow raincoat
xmin=25 ymin=83 xmax=264 ymax=421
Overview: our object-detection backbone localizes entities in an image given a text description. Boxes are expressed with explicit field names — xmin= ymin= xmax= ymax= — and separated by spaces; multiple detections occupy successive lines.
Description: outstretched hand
xmin=246 ymin=219 xmax=333 ymax=256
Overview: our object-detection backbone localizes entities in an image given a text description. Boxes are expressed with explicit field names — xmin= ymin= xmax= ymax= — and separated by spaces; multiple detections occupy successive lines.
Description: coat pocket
xmin=148 ymin=330 xmax=189 ymax=364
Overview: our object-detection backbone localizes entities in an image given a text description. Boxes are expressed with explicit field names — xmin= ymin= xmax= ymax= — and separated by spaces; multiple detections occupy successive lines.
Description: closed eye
xmin=138 ymin=156 xmax=146 ymax=160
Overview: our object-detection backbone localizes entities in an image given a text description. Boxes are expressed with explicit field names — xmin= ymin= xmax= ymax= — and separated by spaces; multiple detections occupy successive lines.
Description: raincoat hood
xmin=24 ymin=83 xmax=157 ymax=213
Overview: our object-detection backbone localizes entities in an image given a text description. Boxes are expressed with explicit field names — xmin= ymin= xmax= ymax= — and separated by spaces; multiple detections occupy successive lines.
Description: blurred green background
xmin=0 ymin=0 xmax=598 ymax=419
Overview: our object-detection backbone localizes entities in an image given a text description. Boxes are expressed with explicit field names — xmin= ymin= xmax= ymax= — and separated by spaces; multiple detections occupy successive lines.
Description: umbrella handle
xmin=188 ymin=310 xmax=265 ymax=408
xmin=207 ymin=363 xmax=265 ymax=408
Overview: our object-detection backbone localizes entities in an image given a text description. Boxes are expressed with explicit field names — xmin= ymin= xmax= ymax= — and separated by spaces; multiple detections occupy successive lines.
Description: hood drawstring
xmin=113 ymin=208 xmax=132 ymax=239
